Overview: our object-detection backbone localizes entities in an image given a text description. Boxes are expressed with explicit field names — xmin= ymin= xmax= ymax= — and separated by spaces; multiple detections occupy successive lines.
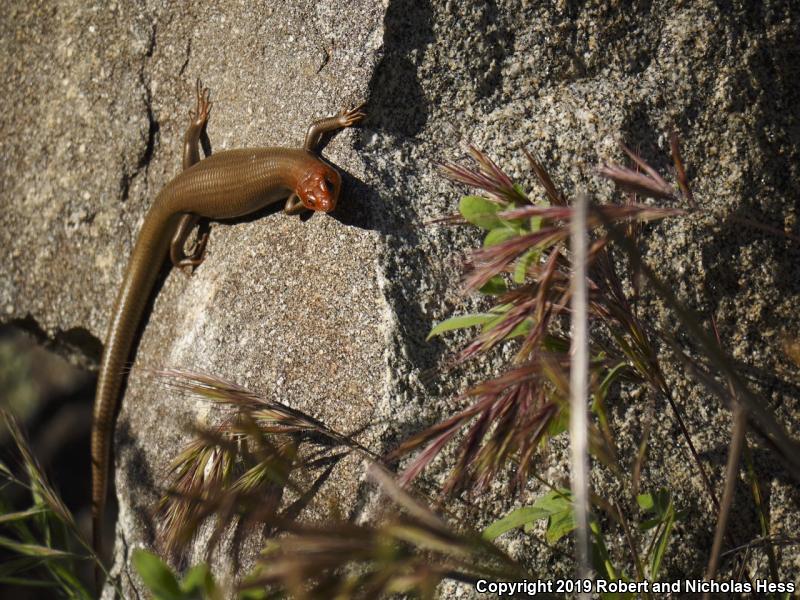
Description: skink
xmin=91 ymin=81 xmax=364 ymax=573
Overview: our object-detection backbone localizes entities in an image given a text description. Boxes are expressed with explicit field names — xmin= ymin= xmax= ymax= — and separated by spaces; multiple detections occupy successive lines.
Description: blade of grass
xmin=703 ymin=403 xmax=747 ymax=598
xmin=0 ymin=507 xmax=46 ymax=525
xmin=0 ymin=535 xmax=75 ymax=559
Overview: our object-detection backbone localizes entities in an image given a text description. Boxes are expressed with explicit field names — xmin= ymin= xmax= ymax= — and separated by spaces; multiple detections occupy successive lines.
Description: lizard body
xmin=91 ymin=82 xmax=364 ymax=572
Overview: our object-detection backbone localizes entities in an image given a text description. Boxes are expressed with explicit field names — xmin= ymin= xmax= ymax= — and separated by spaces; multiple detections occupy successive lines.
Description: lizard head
xmin=296 ymin=165 xmax=341 ymax=213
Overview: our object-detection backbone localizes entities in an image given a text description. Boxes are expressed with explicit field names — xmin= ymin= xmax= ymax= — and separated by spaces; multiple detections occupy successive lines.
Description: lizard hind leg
xmin=170 ymin=214 xmax=208 ymax=270
xmin=172 ymin=82 xmax=214 ymax=274
xmin=182 ymin=79 xmax=213 ymax=170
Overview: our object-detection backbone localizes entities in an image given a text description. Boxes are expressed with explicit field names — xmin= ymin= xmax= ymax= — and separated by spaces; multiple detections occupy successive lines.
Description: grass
xmin=0 ymin=409 xmax=115 ymax=598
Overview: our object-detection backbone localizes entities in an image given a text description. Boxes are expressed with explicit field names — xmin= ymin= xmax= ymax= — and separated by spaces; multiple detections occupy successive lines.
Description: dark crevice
xmin=5 ymin=314 xmax=103 ymax=368
xmin=178 ymin=38 xmax=192 ymax=76
xmin=139 ymin=90 xmax=159 ymax=176
xmin=5 ymin=314 xmax=48 ymax=343
xmin=55 ymin=326 xmax=104 ymax=366
xmin=116 ymin=531 xmax=143 ymax=600
xmin=119 ymin=23 xmax=160 ymax=203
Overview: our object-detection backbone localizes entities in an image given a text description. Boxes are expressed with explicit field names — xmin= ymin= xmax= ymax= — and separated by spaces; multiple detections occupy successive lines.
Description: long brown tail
xmin=91 ymin=214 xmax=171 ymax=588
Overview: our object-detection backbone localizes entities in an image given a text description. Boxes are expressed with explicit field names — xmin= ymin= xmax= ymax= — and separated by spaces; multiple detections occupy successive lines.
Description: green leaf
xmin=483 ymin=490 xmax=576 ymax=544
xmin=238 ymin=589 xmax=269 ymax=600
xmin=482 ymin=506 xmax=551 ymax=540
xmin=530 ymin=215 xmax=543 ymax=232
xmin=636 ymin=490 xmax=681 ymax=579
xmin=479 ymin=313 xmax=506 ymax=334
xmin=482 ymin=315 xmax=534 ymax=341
xmin=504 ymin=490 xmax=577 ymax=544
xmin=513 ymin=248 xmax=540 ymax=284
xmin=506 ymin=318 xmax=534 ymax=339
xmin=639 ymin=517 xmax=661 ymax=531
xmin=477 ymin=311 xmax=532 ymax=341
xmin=180 ymin=563 xmax=214 ymax=597
xmin=545 ymin=507 xmax=576 ymax=544
xmin=132 ymin=549 xmax=183 ymax=600
xmin=589 ymin=520 xmax=617 ymax=582
xmin=638 ymin=489 xmax=671 ymax=518
xmin=479 ymin=276 xmax=508 ymax=296
xmin=594 ymin=362 xmax=629 ymax=406
xmin=427 ymin=313 xmax=499 ymax=340
xmin=652 ymin=490 xmax=672 ymax=515
xmin=650 ymin=509 xmax=675 ymax=579
xmin=536 ymin=488 xmax=573 ymax=515
xmin=546 ymin=406 xmax=568 ymax=436
xmin=459 ymin=196 xmax=504 ymax=230
xmin=483 ymin=227 xmax=517 ymax=247
xmin=636 ymin=493 xmax=654 ymax=511
xmin=476 ymin=303 xmax=513 ymax=333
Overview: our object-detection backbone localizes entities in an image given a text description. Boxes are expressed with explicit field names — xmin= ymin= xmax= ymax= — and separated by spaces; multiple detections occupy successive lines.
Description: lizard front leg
xmin=284 ymin=193 xmax=306 ymax=215
xmin=286 ymin=103 xmax=366 ymax=214
xmin=303 ymin=102 xmax=366 ymax=152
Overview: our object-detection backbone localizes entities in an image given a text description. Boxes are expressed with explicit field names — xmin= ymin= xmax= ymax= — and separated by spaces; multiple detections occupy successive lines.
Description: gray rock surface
xmin=2 ymin=0 xmax=799 ymax=597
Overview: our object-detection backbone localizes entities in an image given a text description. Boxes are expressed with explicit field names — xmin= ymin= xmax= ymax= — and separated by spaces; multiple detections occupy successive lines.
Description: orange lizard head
xmin=296 ymin=165 xmax=341 ymax=213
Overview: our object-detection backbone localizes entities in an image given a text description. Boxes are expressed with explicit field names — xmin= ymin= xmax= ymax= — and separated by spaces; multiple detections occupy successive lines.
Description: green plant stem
xmin=569 ymin=191 xmax=592 ymax=592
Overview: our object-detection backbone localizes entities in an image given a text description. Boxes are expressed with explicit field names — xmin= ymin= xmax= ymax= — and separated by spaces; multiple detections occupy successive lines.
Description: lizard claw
xmin=338 ymin=102 xmax=367 ymax=127
xmin=189 ymin=78 xmax=212 ymax=128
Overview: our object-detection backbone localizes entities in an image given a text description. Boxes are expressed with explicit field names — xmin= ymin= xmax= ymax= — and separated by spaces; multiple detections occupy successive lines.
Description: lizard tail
xmin=91 ymin=213 xmax=172 ymax=588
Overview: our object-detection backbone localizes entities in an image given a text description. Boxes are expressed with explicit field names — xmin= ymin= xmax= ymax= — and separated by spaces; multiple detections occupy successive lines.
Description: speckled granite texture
xmin=2 ymin=0 xmax=798 ymax=597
